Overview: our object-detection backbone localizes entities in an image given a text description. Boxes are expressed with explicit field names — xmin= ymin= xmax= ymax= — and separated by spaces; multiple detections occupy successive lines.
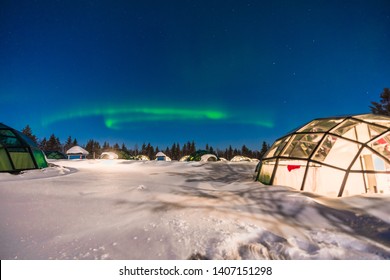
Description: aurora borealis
xmin=42 ymin=105 xmax=274 ymax=131
xmin=1 ymin=0 xmax=389 ymax=149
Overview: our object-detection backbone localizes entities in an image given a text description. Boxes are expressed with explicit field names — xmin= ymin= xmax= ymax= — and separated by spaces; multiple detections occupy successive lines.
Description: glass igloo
xmin=0 ymin=123 xmax=48 ymax=173
xmin=255 ymin=114 xmax=390 ymax=197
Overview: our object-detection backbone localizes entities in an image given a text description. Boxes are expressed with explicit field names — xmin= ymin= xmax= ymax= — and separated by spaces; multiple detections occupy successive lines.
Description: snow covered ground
xmin=0 ymin=160 xmax=389 ymax=260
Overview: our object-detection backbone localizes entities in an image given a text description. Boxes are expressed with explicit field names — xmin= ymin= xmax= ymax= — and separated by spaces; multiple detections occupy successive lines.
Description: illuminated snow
xmin=0 ymin=160 xmax=388 ymax=260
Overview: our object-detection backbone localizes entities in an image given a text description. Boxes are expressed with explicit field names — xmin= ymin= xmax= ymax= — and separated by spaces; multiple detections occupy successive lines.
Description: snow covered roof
xmin=200 ymin=154 xmax=218 ymax=162
xmin=155 ymin=152 xmax=171 ymax=161
xmin=100 ymin=152 xmax=118 ymax=159
xmin=231 ymin=155 xmax=252 ymax=162
xmin=66 ymin=146 xmax=89 ymax=155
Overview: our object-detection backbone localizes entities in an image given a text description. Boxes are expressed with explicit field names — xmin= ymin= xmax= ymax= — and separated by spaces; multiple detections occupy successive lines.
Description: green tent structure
xmin=255 ymin=114 xmax=390 ymax=197
xmin=0 ymin=123 xmax=48 ymax=173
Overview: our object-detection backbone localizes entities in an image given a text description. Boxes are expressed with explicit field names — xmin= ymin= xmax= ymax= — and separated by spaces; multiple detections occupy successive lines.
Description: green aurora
xmin=42 ymin=105 xmax=274 ymax=129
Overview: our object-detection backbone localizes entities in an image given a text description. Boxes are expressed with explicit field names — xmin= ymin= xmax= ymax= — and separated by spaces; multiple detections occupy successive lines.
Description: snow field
xmin=0 ymin=160 xmax=389 ymax=260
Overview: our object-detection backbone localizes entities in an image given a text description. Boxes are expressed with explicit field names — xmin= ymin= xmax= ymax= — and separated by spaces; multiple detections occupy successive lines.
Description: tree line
xmin=21 ymin=125 xmax=270 ymax=160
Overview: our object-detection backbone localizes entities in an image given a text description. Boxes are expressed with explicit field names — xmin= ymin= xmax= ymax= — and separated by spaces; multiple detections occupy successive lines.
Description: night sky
xmin=1 ymin=0 xmax=389 ymax=150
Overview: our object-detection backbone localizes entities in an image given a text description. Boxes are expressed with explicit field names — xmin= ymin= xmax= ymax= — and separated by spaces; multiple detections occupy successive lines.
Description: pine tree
xmin=165 ymin=147 xmax=171 ymax=158
xmin=171 ymin=143 xmax=177 ymax=160
xmin=21 ymin=125 xmax=38 ymax=144
xmin=190 ymin=141 xmax=196 ymax=154
xmin=260 ymin=141 xmax=269 ymax=158
xmin=176 ymin=142 xmax=181 ymax=159
xmin=56 ymin=137 xmax=62 ymax=151
xmin=102 ymin=141 xmax=110 ymax=151
xmin=227 ymin=145 xmax=233 ymax=160
xmin=182 ymin=142 xmax=188 ymax=156
xmin=72 ymin=138 xmax=78 ymax=147
xmin=134 ymin=144 xmax=139 ymax=155
xmin=170 ymin=142 xmax=181 ymax=160
xmin=85 ymin=140 xmax=95 ymax=158
xmin=146 ymin=143 xmax=154 ymax=159
xmin=141 ymin=143 xmax=147 ymax=155
xmin=121 ymin=143 xmax=128 ymax=153
xmin=184 ymin=141 xmax=194 ymax=155
xmin=46 ymin=134 xmax=62 ymax=151
xmin=85 ymin=140 xmax=101 ymax=158
xmin=242 ymin=145 xmax=249 ymax=157
xmin=117 ymin=143 xmax=129 ymax=159
xmin=216 ymin=148 xmax=224 ymax=158
xmin=370 ymin=88 xmax=390 ymax=116
xmin=64 ymin=136 xmax=73 ymax=152
xmin=39 ymin=137 xmax=47 ymax=150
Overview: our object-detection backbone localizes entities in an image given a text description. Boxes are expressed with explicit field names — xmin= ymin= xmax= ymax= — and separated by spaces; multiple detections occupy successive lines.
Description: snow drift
xmin=0 ymin=160 xmax=388 ymax=260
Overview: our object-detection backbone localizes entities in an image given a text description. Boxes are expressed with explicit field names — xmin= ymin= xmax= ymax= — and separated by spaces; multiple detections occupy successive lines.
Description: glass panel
xmin=354 ymin=114 xmax=390 ymax=128
xmin=369 ymin=132 xmax=390 ymax=159
xmin=350 ymin=150 xmax=365 ymax=171
xmin=361 ymin=162 xmax=390 ymax=194
xmin=0 ymin=135 xmax=22 ymax=147
xmin=332 ymin=119 xmax=359 ymax=138
xmin=354 ymin=123 xmax=371 ymax=143
xmin=264 ymin=136 xmax=290 ymax=158
xmin=358 ymin=150 xmax=388 ymax=171
xmin=264 ymin=142 xmax=279 ymax=158
xmin=9 ymin=152 xmax=35 ymax=169
xmin=0 ymin=148 xmax=13 ymax=171
xmin=298 ymin=119 xmax=343 ymax=133
xmin=33 ymin=149 xmax=48 ymax=168
xmin=368 ymin=124 xmax=387 ymax=140
xmin=0 ymin=129 xmax=16 ymax=137
xmin=258 ymin=160 xmax=276 ymax=184
xmin=18 ymin=131 xmax=39 ymax=147
xmin=318 ymin=137 xmax=360 ymax=169
xmin=313 ymin=135 xmax=338 ymax=162
xmin=7 ymin=147 xmax=29 ymax=153
xmin=335 ymin=122 xmax=382 ymax=144
xmin=282 ymin=133 xmax=323 ymax=159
